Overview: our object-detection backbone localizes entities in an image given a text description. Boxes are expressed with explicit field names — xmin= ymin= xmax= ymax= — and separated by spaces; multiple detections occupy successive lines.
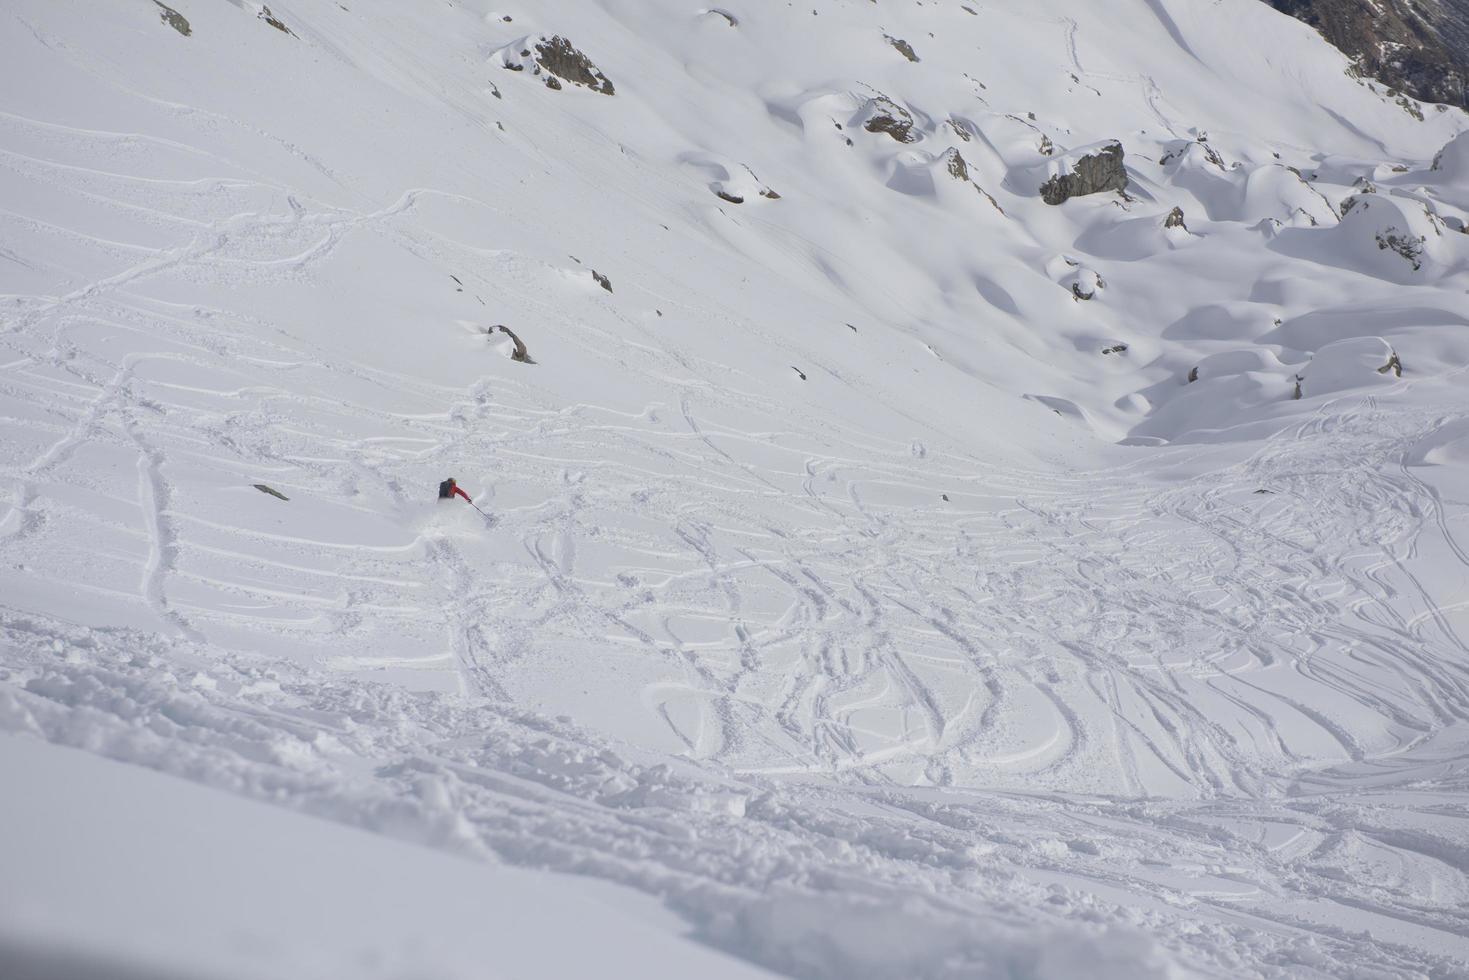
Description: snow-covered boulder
xmin=1274 ymin=191 xmax=1461 ymax=282
xmin=1240 ymin=165 xmax=1337 ymax=227
xmin=1300 ymin=336 xmax=1400 ymax=398
xmin=1430 ymin=130 xmax=1469 ymax=180
xmin=679 ymin=152 xmax=779 ymax=204
xmin=1067 ymin=267 xmax=1105 ymax=300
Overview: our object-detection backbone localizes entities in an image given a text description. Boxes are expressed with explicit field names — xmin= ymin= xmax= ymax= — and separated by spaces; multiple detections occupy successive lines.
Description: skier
xmin=438 ymin=476 xmax=473 ymax=504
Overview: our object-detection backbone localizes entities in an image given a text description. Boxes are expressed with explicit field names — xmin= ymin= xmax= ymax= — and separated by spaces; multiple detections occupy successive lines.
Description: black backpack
xmin=438 ymin=479 xmax=455 ymax=499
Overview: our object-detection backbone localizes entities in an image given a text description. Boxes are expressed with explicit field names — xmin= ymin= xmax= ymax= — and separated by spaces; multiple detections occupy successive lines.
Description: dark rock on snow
xmin=502 ymin=36 xmax=615 ymax=95
xmin=492 ymin=325 xmax=536 ymax=364
xmin=862 ymin=97 xmax=919 ymax=144
xmin=942 ymin=148 xmax=969 ymax=181
xmin=885 ymin=36 xmax=920 ymax=62
xmin=154 ymin=1 xmax=190 ymax=36
xmin=1040 ymin=142 xmax=1128 ymax=205
xmin=259 ymin=5 xmax=294 ymax=35
xmin=535 ymin=36 xmax=614 ymax=95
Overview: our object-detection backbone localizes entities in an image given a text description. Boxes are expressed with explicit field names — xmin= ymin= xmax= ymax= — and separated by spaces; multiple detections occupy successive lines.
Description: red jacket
xmin=451 ymin=485 xmax=472 ymax=503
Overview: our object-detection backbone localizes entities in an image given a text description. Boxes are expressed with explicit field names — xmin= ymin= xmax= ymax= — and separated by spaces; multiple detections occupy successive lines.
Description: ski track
xmin=3 ymin=2 xmax=1469 ymax=977
xmin=5 ymin=206 xmax=1468 ymax=968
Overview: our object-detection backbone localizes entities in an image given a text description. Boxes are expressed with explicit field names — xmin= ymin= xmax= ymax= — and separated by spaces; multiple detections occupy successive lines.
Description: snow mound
xmin=1301 ymin=336 xmax=1399 ymax=398
xmin=1275 ymin=192 xmax=1463 ymax=282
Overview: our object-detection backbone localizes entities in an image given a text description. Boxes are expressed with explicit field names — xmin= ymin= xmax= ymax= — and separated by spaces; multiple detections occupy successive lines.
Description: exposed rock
xmin=860 ymin=97 xmax=918 ymax=144
xmin=1102 ymin=344 xmax=1128 ymax=355
xmin=259 ymin=6 xmax=295 ymax=35
xmin=942 ymin=148 xmax=969 ymax=182
xmin=498 ymin=36 xmax=615 ymax=95
xmin=715 ymin=190 xmax=744 ymax=204
xmin=939 ymin=148 xmax=1004 ymax=212
xmin=1378 ymin=352 xmax=1404 ymax=376
xmin=886 ymin=35 xmax=920 ymax=62
xmin=1164 ymin=206 xmax=1188 ymax=230
xmin=1261 ymin=0 xmax=1469 ymax=110
xmin=252 ymin=484 xmax=289 ymax=501
xmin=1376 ymin=229 xmax=1427 ymax=269
xmin=592 ymin=270 xmax=613 ymax=292
xmin=791 ymin=366 xmax=807 ymax=381
xmin=534 ymin=36 xmax=615 ymax=94
xmin=1188 ymin=366 xmax=1200 ymax=383
xmin=1039 ymin=135 xmax=1054 ymax=157
xmin=154 ymin=1 xmax=190 ymax=36
xmin=759 ymin=188 xmax=781 ymax=200
xmin=491 ymin=325 xmax=535 ymax=364
xmin=1039 ymin=142 xmax=1128 ymax=205
xmin=706 ymin=8 xmax=738 ymax=27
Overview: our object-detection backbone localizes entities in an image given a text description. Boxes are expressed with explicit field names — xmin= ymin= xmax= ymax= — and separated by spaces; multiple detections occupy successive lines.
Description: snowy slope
xmin=0 ymin=735 xmax=777 ymax=980
xmin=2 ymin=0 xmax=1469 ymax=977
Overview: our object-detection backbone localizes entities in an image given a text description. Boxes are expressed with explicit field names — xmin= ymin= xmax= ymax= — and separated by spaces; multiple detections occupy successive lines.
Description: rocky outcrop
xmin=259 ymin=6 xmax=294 ymax=36
xmin=1164 ymin=206 xmax=1188 ymax=230
xmin=1376 ymin=229 xmax=1426 ymax=269
xmin=535 ymin=36 xmax=614 ymax=94
xmin=1261 ymin=0 xmax=1469 ymax=110
xmin=885 ymin=36 xmax=920 ymax=62
xmin=1039 ymin=142 xmax=1128 ymax=205
xmin=939 ymin=148 xmax=1005 ymax=213
xmin=154 ymin=2 xmax=190 ymax=36
xmin=860 ymin=97 xmax=918 ymax=144
xmin=942 ymin=148 xmax=969 ymax=182
xmin=498 ymin=36 xmax=615 ymax=95
xmin=491 ymin=325 xmax=535 ymax=364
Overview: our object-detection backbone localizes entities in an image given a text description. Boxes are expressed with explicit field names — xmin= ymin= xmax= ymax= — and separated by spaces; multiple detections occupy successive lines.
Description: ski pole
xmin=469 ymin=501 xmax=492 ymax=520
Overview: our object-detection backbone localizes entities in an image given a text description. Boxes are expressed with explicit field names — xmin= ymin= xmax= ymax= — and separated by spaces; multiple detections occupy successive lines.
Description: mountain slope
xmin=1264 ymin=0 xmax=1469 ymax=110
xmin=2 ymin=1 xmax=1468 ymax=977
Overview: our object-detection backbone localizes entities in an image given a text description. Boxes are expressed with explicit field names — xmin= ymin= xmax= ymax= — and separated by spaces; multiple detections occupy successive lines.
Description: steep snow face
xmin=3 ymin=1 xmax=1469 ymax=978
